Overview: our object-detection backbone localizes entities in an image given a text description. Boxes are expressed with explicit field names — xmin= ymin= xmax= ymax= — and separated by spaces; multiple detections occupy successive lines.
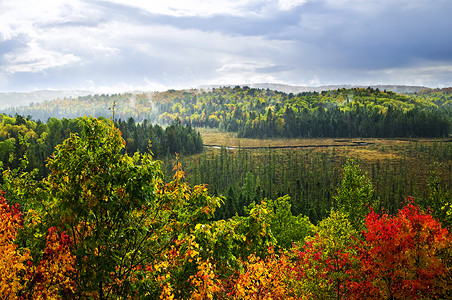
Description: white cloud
xmin=103 ymin=0 xmax=315 ymax=17
xmin=374 ymin=64 xmax=452 ymax=87
xmin=322 ymin=0 xmax=436 ymax=15
xmin=278 ymin=0 xmax=309 ymax=11
xmin=0 ymin=0 xmax=93 ymax=39
xmin=93 ymin=79 xmax=170 ymax=94
xmin=213 ymin=58 xmax=291 ymax=85
xmin=3 ymin=42 xmax=81 ymax=73
xmin=0 ymin=0 xmax=101 ymax=73
xmin=0 ymin=0 xmax=451 ymax=91
xmin=216 ymin=60 xmax=279 ymax=73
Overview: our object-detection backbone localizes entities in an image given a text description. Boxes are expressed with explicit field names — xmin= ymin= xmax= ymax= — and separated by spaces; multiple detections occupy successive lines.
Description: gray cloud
xmin=0 ymin=0 xmax=451 ymax=92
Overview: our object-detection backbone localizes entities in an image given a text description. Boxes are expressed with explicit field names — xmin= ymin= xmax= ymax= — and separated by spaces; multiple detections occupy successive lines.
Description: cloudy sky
xmin=1 ymin=0 xmax=451 ymax=93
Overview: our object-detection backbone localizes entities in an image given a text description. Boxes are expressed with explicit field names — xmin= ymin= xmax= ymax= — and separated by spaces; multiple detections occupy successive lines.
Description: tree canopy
xmin=1 ymin=116 xmax=451 ymax=299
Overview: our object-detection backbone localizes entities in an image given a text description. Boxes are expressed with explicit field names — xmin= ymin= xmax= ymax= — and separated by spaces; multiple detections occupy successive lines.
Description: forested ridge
xmin=1 ymin=117 xmax=451 ymax=299
xmin=3 ymin=86 xmax=451 ymax=138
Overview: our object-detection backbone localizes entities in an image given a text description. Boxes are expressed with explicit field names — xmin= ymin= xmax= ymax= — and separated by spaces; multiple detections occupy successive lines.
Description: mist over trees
xmin=2 ymin=86 xmax=451 ymax=138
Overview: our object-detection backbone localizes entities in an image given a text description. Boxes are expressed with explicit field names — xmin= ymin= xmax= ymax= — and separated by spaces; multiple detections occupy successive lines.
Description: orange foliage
xmin=0 ymin=191 xmax=32 ymax=299
xmin=0 ymin=191 xmax=77 ymax=300
xmin=230 ymin=247 xmax=297 ymax=300
xmin=29 ymin=227 xmax=77 ymax=299
xmin=188 ymin=258 xmax=222 ymax=300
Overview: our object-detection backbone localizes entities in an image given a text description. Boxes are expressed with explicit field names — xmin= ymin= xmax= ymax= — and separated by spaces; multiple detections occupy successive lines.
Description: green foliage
xmin=190 ymin=200 xmax=280 ymax=281
xmin=1 ymin=113 xmax=452 ymax=299
xmin=175 ymin=140 xmax=451 ymax=225
xmin=2 ymin=93 xmax=157 ymax=123
xmin=1 ymin=117 xmax=214 ymax=299
xmin=138 ymin=158 xmax=223 ymax=299
xmin=44 ymin=117 xmax=161 ymax=297
xmin=179 ymin=148 xmax=340 ymax=224
xmin=293 ymin=210 xmax=359 ymax=299
xmin=240 ymin=200 xmax=277 ymax=258
xmin=116 ymin=118 xmax=203 ymax=156
xmin=0 ymin=114 xmax=203 ymax=181
xmin=266 ymin=195 xmax=314 ymax=249
xmin=241 ymin=171 xmax=256 ymax=202
xmin=422 ymin=163 xmax=452 ymax=229
xmin=334 ymin=159 xmax=376 ymax=231
xmin=3 ymin=86 xmax=451 ymax=139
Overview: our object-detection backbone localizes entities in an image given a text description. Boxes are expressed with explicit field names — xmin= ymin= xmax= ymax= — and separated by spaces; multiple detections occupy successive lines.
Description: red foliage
xmin=28 ymin=227 xmax=77 ymax=299
xmin=350 ymin=198 xmax=451 ymax=299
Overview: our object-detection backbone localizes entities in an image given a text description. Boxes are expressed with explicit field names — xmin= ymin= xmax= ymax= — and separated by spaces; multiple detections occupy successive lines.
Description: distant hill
xmin=0 ymin=85 xmax=431 ymax=110
xmin=199 ymin=83 xmax=429 ymax=94
xmin=1 ymin=85 xmax=450 ymax=138
xmin=0 ymin=90 xmax=92 ymax=109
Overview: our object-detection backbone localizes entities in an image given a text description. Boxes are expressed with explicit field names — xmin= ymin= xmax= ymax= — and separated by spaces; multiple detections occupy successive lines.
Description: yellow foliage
xmin=232 ymin=247 xmax=298 ymax=300
xmin=0 ymin=192 xmax=32 ymax=299
xmin=189 ymin=258 xmax=222 ymax=300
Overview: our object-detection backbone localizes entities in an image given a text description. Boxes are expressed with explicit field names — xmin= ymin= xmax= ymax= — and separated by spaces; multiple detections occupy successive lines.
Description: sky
xmin=1 ymin=0 xmax=452 ymax=93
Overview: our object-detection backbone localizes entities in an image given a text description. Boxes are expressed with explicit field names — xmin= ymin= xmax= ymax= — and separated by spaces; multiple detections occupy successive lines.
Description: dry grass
xmin=201 ymin=128 xmax=367 ymax=148
xmin=199 ymin=128 xmax=448 ymax=161
xmin=334 ymin=147 xmax=403 ymax=161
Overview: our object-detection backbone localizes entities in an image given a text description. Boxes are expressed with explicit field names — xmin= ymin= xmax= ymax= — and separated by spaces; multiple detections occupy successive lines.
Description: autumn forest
xmin=1 ymin=86 xmax=452 ymax=299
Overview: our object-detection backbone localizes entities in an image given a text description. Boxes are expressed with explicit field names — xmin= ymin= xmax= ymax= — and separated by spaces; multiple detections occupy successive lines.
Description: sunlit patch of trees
xmin=3 ymin=87 xmax=451 ymax=138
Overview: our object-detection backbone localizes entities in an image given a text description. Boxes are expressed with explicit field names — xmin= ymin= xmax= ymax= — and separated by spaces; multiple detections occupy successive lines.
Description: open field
xmin=199 ymin=127 xmax=452 ymax=164
xmin=200 ymin=127 xmax=451 ymax=147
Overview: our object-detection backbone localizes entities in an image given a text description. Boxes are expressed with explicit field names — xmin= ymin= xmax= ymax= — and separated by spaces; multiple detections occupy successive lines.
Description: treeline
xmin=115 ymin=118 xmax=203 ymax=157
xmin=1 ymin=118 xmax=451 ymax=299
xmin=0 ymin=114 xmax=202 ymax=178
xmin=156 ymin=86 xmax=451 ymax=138
xmin=3 ymin=86 xmax=451 ymax=138
xmin=238 ymin=104 xmax=450 ymax=138
xmin=2 ymin=93 xmax=158 ymax=122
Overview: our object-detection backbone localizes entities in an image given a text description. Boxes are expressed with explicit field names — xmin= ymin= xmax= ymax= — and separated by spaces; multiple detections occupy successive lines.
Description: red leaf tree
xmin=350 ymin=198 xmax=452 ymax=299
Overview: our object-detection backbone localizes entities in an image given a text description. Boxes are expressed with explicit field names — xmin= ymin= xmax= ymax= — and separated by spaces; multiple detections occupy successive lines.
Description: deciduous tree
xmin=350 ymin=199 xmax=452 ymax=299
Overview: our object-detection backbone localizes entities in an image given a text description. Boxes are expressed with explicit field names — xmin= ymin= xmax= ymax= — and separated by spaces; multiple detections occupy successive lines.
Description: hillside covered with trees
xmin=1 ymin=117 xmax=451 ymax=299
xmin=3 ymin=87 xmax=451 ymax=138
